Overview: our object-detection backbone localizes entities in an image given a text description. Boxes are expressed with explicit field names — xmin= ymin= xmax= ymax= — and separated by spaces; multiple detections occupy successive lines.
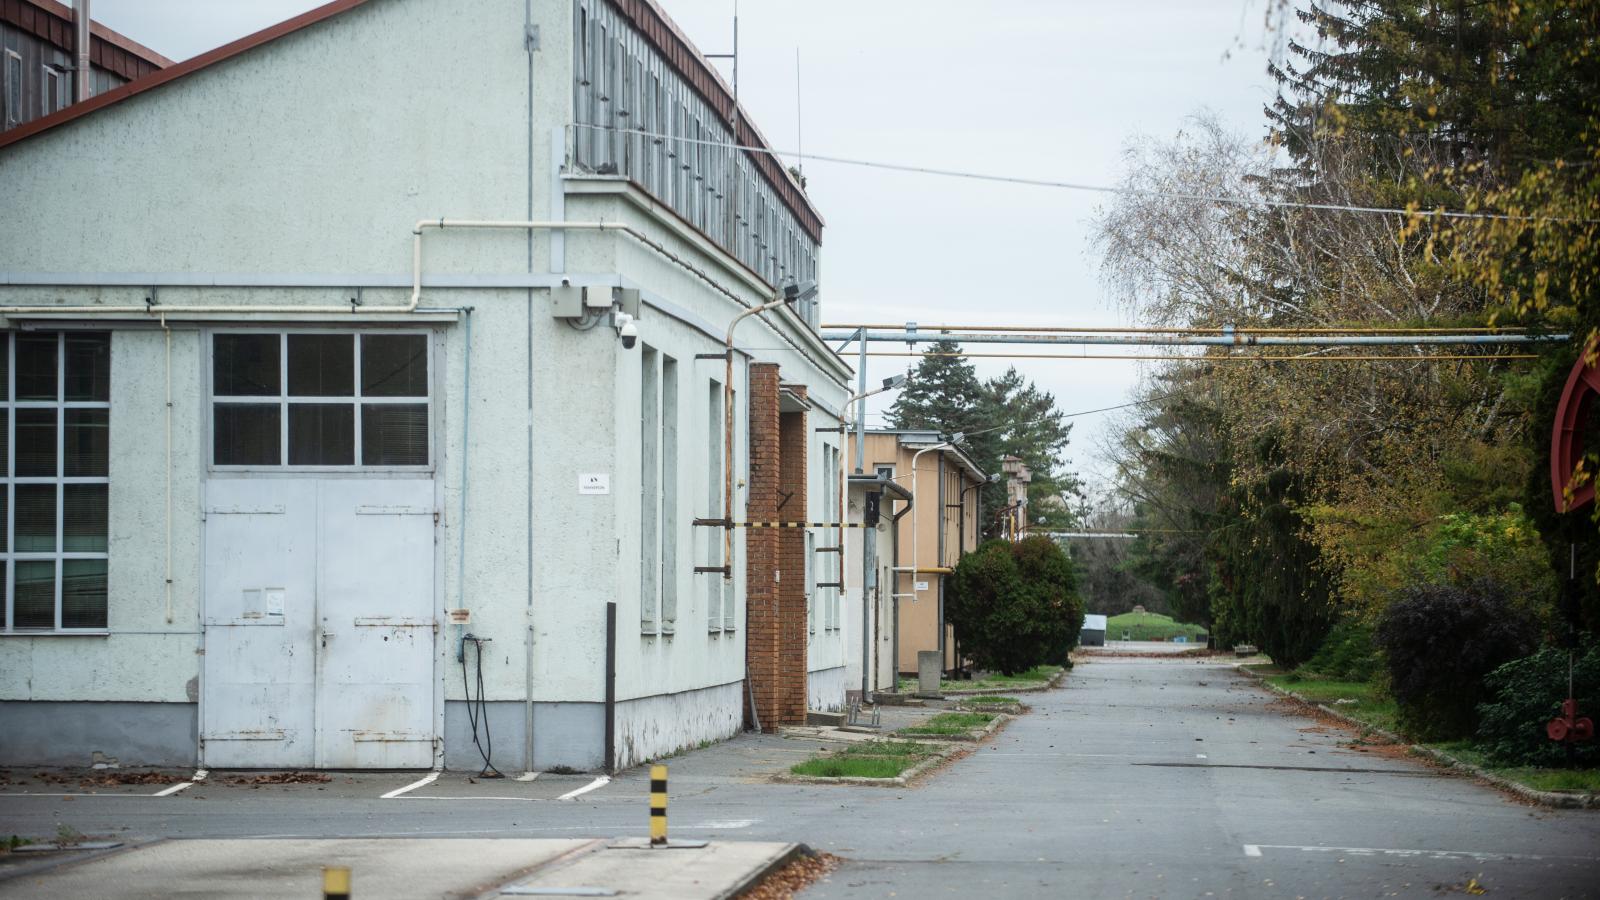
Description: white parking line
xmin=1196 ymin=754 xmax=1208 ymax=760
xmin=557 ymin=776 xmax=611 ymax=801
xmin=1243 ymin=844 xmax=1597 ymax=863
xmin=153 ymin=768 xmax=208 ymax=797
xmin=381 ymin=771 xmax=440 ymax=799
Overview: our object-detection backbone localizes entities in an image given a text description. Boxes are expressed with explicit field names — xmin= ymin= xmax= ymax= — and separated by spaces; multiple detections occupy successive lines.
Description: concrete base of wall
xmin=808 ymin=665 xmax=846 ymax=712
xmin=0 ymin=701 xmax=197 ymax=768
xmin=443 ymin=700 xmax=606 ymax=773
xmin=613 ymin=680 xmax=742 ymax=771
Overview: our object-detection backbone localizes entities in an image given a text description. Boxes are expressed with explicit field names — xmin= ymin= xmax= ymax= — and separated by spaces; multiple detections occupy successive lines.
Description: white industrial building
xmin=0 ymin=0 xmax=854 ymax=773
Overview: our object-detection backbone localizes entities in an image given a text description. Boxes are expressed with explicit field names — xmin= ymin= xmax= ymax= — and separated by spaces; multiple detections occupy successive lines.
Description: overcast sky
xmin=92 ymin=0 xmax=1288 ymax=498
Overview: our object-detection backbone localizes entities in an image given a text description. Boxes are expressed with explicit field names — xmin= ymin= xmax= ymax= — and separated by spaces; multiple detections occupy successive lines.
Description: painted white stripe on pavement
xmin=1243 ymin=844 xmax=1597 ymax=863
xmin=557 ymin=776 xmax=611 ymax=801
xmin=1196 ymin=754 xmax=1208 ymax=760
xmin=381 ymin=771 xmax=439 ymax=799
xmin=154 ymin=768 xmax=208 ymax=797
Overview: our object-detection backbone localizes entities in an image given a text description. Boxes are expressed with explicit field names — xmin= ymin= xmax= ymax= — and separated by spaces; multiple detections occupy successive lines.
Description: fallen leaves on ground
xmin=744 ymin=852 xmax=841 ymax=900
xmin=221 ymin=772 xmax=332 ymax=785
xmin=80 ymin=771 xmax=185 ymax=786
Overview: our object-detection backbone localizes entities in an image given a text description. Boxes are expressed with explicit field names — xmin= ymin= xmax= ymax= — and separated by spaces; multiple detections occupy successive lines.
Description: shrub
xmin=1375 ymin=580 xmax=1540 ymax=741
xmin=1302 ymin=619 xmax=1384 ymax=683
xmin=1475 ymin=643 xmax=1600 ymax=768
xmin=947 ymin=536 xmax=1083 ymax=675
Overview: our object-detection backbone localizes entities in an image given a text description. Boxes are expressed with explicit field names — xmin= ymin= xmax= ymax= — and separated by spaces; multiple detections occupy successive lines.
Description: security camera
xmin=615 ymin=313 xmax=639 ymax=350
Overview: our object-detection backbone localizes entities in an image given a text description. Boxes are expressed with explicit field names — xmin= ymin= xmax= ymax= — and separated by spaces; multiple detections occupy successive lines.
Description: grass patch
xmin=788 ymin=740 xmax=939 ymax=779
xmin=902 ymin=665 xmax=1063 ymax=694
xmin=963 ymin=695 xmax=1021 ymax=705
xmin=1265 ymin=672 xmax=1600 ymax=797
xmin=790 ymin=756 xmax=916 ymax=779
xmin=898 ymin=712 xmax=995 ymax=736
xmin=1265 ymin=673 xmax=1401 ymax=733
xmin=1106 ymin=611 xmax=1208 ymax=642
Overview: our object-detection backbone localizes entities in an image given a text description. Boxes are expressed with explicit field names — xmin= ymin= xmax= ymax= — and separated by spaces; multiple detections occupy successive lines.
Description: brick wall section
xmin=744 ymin=364 xmax=782 ymax=730
xmin=776 ymin=391 xmax=809 ymax=727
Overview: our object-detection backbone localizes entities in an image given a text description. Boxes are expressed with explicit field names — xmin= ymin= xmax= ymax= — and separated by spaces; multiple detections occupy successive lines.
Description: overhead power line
xmin=573 ymin=123 xmax=1592 ymax=224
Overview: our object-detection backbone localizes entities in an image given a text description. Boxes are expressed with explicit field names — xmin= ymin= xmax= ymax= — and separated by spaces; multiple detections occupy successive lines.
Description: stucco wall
xmin=0 ymin=0 xmax=852 ymax=768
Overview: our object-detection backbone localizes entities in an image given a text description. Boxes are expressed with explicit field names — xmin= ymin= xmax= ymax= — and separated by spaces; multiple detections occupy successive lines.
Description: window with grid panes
xmin=1 ymin=332 xmax=111 ymax=632
xmin=211 ymin=332 xmax=430 ymax=469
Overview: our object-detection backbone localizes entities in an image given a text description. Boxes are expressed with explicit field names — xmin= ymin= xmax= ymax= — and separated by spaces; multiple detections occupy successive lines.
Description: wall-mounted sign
xmin=578 ymin=473 xmax=611 ymax=495
xmin=915 ymin=581 xmax=930 ymax=592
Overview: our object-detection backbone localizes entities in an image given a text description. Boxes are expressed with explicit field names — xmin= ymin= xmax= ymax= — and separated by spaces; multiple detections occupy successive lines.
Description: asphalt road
xmin=3 ymin=655 xmax=1598 ymax=898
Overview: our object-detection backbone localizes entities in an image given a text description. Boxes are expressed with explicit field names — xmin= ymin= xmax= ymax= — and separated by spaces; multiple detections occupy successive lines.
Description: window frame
xmin=40 ymin=64 xmax=64 ymax=116
xmin=1 ymin=331 xmax=112 ymax=635
xmin=3 ymin=49 xmax=22 ymax=128
xmin=206 ymin=328 xmax=437 ymax=475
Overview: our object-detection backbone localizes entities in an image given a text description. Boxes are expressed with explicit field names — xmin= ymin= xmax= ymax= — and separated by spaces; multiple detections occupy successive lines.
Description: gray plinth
xmin=917 ymin=651 xmax=942 ymax=696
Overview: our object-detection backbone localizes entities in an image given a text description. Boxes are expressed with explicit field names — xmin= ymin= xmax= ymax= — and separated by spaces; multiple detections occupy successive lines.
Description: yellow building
xmin=848 ymin=430 xmax=990 ymax=676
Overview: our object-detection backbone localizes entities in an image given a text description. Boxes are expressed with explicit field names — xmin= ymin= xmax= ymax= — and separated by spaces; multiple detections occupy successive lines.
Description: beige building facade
xmin=848 ymin=430 xmax=988 ymax=676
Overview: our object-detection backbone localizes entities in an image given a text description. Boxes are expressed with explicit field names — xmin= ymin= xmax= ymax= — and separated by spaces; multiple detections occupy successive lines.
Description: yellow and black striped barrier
xmin=322 ymin=865 xmax=351 ymax=900
xmin=650 ymin=764 xmax=668 ymax=845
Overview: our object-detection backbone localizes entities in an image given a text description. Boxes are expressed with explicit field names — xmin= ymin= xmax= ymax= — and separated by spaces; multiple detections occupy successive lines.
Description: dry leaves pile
xmin=742 ymin=852 xmax=841 ymax=900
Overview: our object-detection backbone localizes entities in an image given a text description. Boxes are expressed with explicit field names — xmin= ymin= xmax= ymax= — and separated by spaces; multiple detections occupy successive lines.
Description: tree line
xmin=1097 ymin=0 xmax=1598 ymax=761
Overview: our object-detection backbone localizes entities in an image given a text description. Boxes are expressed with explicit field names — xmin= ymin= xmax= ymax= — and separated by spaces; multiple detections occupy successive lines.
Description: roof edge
xmin=0 ymin=0 xmax=369 ymax=153
xmin=25 ymin=0 xmax=176 ymax=67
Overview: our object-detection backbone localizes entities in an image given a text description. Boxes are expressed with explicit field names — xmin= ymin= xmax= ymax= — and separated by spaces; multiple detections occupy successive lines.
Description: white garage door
xmin=200 ymin=330 xmax=438 ymax=769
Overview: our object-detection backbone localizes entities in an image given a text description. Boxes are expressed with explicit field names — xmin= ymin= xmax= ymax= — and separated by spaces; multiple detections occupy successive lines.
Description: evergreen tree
xmin=884 ymin=339 xmax=985 ymax=437
xmin=887 ymin=343 xmax=1082 ymax=536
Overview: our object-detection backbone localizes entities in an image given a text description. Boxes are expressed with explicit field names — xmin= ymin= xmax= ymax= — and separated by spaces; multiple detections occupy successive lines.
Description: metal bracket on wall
xmin=693 ymin=566 xmax=731 ymax=575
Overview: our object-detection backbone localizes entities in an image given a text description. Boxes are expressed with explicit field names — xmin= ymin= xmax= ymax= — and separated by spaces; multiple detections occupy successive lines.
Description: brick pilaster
xmin=745 ymin=365 xmax=782 ymax=731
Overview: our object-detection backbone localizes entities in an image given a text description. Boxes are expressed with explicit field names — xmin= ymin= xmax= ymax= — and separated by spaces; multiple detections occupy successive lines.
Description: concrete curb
xmin=0 ymin=837 xmax=160 ymax=886
xmin=953 ymin=700 xmax=1026 ymax=715
xmin=1237 ymin=665 xmax=1600 ymax=810
xmin=771 ymin=743 xmax=964 ymax=788
xmin=895 ymin=713 xmax=1011 ymax=743
xmin=715 ymin=842 xmax=808 ymax=900
xmin=938 ymin=667 xmax=1069 ymax=696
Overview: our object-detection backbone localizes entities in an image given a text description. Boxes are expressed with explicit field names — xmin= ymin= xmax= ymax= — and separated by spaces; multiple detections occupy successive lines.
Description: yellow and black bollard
xmin=322 ymin=865 xmax=351 ymax=900
xmin=649 ymin=764 xmax=668 ymax=846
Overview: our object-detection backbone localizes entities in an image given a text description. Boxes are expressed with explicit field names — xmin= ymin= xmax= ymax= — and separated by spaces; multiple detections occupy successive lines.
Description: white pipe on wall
xmin=73 ymin=0 xmax=91 ymax=103
xmin=163 ymin=314 xmax=173 ymax=624
xmin=891 ymin=442 xmax=955 ymax=601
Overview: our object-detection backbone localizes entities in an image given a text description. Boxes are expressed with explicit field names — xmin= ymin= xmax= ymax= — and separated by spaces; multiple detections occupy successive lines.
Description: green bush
xmin=947 ymin=536 xmax=1083 ymax=675
xmin=1475 ymin=643 xmax=1600 ymax=768
xmin=1376 ymin=580 xmax=1540 ymax=741
xmin=1302 ymin=619 xmax=1384 ymax=682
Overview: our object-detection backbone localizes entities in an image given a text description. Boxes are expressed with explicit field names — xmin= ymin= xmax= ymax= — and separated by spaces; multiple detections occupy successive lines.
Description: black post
xmin=604 ymin=600 xmax=616 ymax=775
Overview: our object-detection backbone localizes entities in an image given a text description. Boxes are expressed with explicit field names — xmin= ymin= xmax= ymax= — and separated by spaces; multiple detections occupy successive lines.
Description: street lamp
xmin=849 ymin=373 xmax=908 ymax=475
xmin=720 ymin=280 xmax=816 ymax=580
xmin=957 ymin=472 xmax=1001 ymax=556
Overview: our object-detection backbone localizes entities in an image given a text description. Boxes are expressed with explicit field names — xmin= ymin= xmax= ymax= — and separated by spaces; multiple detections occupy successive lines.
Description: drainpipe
xmin=721 ymin=282 xmax=810 ymax=580
xmin=894 ymin=437 xmax=961 ymax=599
xmin=73 ymin=0 xmax=90 ymax=103
xmin=891 ymin=499 xmax=912 ymax=684
xmin=524 ymin=0 xmax=538 ymax=777
xmin=937 ymin=453 xmax=945 ymax=666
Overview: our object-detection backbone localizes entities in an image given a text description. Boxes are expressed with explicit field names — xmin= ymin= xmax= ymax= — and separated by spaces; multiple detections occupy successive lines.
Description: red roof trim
xmin=609 ymin=0 xmax=824 ymax=243
xmin=17 ymin=0 xmax=176 ymax=68
xmin=0 ymin=0 xmax=369 ymax=152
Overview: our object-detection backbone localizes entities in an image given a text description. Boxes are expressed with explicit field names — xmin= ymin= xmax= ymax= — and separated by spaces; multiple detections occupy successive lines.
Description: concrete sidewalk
xmin=0 ymin=837 xmax=800 ymax=899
